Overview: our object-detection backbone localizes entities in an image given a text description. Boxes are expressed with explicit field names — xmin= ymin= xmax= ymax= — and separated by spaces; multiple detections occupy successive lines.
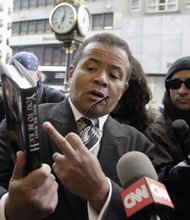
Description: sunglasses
xmin=166 ymin=78 xmax=190 ymax=90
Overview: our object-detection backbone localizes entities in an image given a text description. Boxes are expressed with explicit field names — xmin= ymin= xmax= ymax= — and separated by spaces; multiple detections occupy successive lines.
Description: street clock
xmin=49 ymin=2 xmax=91 ymax=37
xmin=49 ymin=3 xmax=77 ymax=35
xmin=49 ymin=1 xmax=92 ymax=93
xmin=77 ymin=4 xmax=91 ymax=36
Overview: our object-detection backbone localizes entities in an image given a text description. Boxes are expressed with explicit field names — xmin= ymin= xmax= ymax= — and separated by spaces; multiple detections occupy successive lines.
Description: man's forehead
xmin=83 ymin=41 xmax=123 ymax=53
xmin=83 ymin=42 xmax=128 ymax=60
xmin=83 ymin=42 xmax=106 ymax=55
xmin=172 ymin=70 xmax=190 ymax=78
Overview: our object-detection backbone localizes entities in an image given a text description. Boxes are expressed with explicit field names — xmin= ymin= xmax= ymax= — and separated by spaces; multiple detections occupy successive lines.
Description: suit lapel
xmin=46 ymin=98 xmax=78 ymax=154
xmin=98 ymin=116 xmax=130 ymax=184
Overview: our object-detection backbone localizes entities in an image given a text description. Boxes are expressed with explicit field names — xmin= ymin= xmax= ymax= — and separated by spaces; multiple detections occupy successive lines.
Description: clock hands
xmin=58 ymin=11 xmax=65 ymax=29
xmin=61 ymin=12 xmax=65 ymax=23
xmin=82 ymin=17 xmax=86 ymax=25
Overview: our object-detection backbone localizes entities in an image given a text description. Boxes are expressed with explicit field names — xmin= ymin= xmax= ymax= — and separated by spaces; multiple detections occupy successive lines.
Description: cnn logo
xmin=123 ymin=178 xmax=172 ymax=209
xmin=124 ymin=184 xmax=149 ymax=208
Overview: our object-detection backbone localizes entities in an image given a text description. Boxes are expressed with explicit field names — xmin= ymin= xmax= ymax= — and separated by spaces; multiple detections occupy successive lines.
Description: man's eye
xmin=88 ymin=67 xmax=97 ymax=72
xmin=110 ymin=73 xmax=119 ymax=79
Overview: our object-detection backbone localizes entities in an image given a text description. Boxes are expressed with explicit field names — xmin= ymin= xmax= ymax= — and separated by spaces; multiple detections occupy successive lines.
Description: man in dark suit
xmin=0 ymin=33 xmax=156 ymax=220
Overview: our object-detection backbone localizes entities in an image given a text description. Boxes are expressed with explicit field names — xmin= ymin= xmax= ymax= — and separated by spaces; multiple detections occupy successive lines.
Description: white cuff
xmin=0 ymin=193 xmax=8 ymax=220
xmin=88 ymin=178 xmax=112 ymax=220
xmin=174 ymin=161 xmax=190 ymax=168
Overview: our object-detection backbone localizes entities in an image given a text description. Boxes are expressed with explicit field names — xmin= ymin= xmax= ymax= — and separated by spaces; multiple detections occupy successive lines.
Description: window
xmin=36 ymin=20 xmax=45 ymax=33
xmin=38 ymin=0 xmax=45 ymax=7
xmin=12 ymin=22 xmax=20 ymax=35
xmin=28 ymin=21 xmax=36 ymax=33
xmin=13 ymin=0 xmax=54 ymax=9
xmin=31 ymin=47 xmax=42 ymax=62
xmin=43 ymin=47 xmax=52 ymax=65
xmin=60 ymin=47 xmax=67 ymax=65
xmin=12 ymin=45 xmax=67 ymax=67
xmin=146 ymin=0 xmax=178 ymax=12
xmin=12 ymin=19 xmax=51 ymax=35
xmin=52 ymin=47 xmax=61 ymax=65
xmin=29 ymin=0 xmax=37 ymax=8
xmin=92 ymin=13 xmax=113 ymax=30
xmin=0 ymin=4 xmax=4 ymax=12
xmin=92 ymin=14 xmax=102 ymax=30
xmin=104 ymin=13 xmax=113 ymax=29
xmin=44 ymin=19 xmax=51 ymax=33
xmin=13 ymin=0 xmax=20 ymax=10
xmin=46 ymin=0 xmax=54 ymax=5
xmin=185 ymin=0 xmax=190 ymax=7
xmin=20 ymin=21 xmax=27 ymax=34
xmin=130 ymin=0 xmax=141 ymax=11
xmin=0 ymin=19 xmax=3 ymax=28
xmin=20 ymin=0 xmax=29 ymax=9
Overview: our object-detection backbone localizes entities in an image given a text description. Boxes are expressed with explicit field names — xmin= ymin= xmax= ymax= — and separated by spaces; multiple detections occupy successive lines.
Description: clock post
xmin=49 ymin=0 xmax=92 ymax=94
xmin=63 ymin=40 xmax=74 ymax=92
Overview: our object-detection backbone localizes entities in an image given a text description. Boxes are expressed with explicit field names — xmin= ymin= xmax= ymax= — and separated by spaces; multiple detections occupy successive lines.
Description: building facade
xmin=3 ymin=0 xmax=190 ymax=105
xmin=0 ymin=0 xmax=13 ymax=64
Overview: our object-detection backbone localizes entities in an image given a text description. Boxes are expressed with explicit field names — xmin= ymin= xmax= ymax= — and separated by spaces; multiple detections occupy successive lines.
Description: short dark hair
xmin=72 ymin=33 xmax=132 ymax=81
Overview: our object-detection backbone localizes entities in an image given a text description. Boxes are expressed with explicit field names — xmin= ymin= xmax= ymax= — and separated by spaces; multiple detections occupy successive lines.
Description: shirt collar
xmin=68 ymin=97 xmax=108 ymax=132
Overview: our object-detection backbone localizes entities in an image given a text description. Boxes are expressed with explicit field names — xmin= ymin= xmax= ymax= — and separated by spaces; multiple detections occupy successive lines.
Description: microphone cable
xmin=85 ymin=95 xmax=109 ymax=117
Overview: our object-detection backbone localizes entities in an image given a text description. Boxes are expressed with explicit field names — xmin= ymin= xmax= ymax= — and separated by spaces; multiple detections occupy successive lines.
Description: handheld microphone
xmin=116 ymin=151 xmax=174 ymax=219
xmin=85 ymin=95 xmax=109 ymax=116
xmin=172 ymin=119 xmax=190 ymax=164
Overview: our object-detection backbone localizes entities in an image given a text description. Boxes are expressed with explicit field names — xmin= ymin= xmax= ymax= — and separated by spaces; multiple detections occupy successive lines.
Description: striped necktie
xmin=77 ymin=117 xmax=100 ymax=152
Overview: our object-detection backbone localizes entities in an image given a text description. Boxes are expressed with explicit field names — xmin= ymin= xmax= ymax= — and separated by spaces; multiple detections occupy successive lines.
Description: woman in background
xmin=111 ymin=56 xmax=157 ymax=132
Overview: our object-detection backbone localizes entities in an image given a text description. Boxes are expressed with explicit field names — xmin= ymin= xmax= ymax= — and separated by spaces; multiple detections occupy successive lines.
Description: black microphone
xmin=172 ymin=119 xmax=190 ymax=164
xmin=116 ymin=151 xmax=174 ymax=220
xmin=85 ymin=95 xmax=109 ymax=116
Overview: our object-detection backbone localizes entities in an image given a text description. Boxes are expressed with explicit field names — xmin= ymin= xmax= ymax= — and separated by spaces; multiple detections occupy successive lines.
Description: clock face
xmin=49 ymin=3 xmax=77 ymax=34
xmin=77 ymin=5 xmax=91 ymax=36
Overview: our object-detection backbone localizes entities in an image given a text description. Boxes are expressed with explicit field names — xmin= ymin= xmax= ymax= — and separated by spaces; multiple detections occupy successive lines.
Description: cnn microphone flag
xmin=121 ymin=177 xmax=174 ymax=218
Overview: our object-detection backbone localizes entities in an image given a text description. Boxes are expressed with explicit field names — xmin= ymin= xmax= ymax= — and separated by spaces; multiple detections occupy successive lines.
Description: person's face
xmin=169 ymin=70 xmax=190 ymax=111
xmin=28 ymin=70 xmax=39 ymax=83
xmin=69 ymin=42 xmax=130 ymax=117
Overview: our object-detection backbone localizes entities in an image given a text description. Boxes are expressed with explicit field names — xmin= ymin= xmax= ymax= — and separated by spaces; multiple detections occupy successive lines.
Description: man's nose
xmin=94 ymin=71 xmax=108 ymax=87
xmin=178 ymin=83 xmax=189 ymax=94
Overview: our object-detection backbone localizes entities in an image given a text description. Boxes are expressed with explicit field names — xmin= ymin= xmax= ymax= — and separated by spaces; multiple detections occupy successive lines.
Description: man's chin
xmin=177 ymin=104 xmax=190 ymax=111
xmin=86 ymin=107 xmax=108 ymax=118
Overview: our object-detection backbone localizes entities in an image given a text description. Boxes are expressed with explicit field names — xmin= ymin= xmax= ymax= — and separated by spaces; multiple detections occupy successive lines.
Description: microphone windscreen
xmin=116 ymin=151 xmax=158 ymax=188
xmin=172 ymin=119 xmax=189 ymax=140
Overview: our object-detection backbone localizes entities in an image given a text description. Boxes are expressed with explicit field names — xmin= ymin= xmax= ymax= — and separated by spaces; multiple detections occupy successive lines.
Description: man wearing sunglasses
xmin=145 ymin=56 xmax=190 ymax=220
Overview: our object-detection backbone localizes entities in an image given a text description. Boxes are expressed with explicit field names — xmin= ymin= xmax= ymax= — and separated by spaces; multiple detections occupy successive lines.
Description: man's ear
xmin=119 ymin=82 xmax=129 ymax=100
xmin=123 ymin=82 xmax=129 ymax=93
xmin=68 ymin=65 xmax=74 ymax=81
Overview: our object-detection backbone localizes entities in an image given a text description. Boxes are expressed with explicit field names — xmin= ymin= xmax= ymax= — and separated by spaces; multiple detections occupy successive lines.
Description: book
xmin=0 ymin=60 xmax=41 ymax=173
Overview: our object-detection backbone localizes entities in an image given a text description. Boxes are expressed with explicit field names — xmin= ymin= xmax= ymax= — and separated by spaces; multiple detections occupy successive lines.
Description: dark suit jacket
xmin=0 ymin=98 xmax=155 ymax=220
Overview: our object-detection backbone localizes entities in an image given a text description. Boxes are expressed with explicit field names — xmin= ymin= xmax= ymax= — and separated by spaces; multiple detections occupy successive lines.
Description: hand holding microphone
xmin=116 ymin=151 xmax=174 ymax=219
